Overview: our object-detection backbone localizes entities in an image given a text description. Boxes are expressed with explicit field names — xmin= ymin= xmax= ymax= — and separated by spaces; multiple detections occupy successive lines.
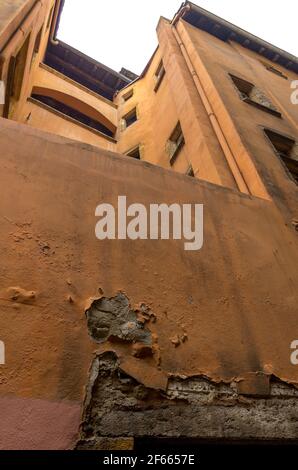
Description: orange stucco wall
xmin=115 ymin=49 xmax=192 ymax=174
xmin=0 ymin=0 xmax=55 ymax=116
xmin=0 ymin=0 xmax=298 ymax=450
xmin=176 ymin=19 xmax=298 ymax=204
xmin=0 ymin=118 xmax=297 ymax=448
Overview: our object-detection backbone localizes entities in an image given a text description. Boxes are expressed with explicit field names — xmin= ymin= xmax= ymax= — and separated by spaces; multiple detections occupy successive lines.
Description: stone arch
xmin=31 ymin=86 xmax=116 ymax=134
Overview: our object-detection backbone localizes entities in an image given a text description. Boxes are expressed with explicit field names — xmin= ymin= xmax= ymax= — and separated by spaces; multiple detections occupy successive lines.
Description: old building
xmin=0 ymin=0 xmax=297 ymax=450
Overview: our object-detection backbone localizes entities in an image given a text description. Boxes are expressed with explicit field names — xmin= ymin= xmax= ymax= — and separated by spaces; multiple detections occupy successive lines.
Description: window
xmin=126 ymin=146 xmax=141 ymax=160
xmin=166 ymin=122 xmax=185 ymax=165
xmin=123 ymin=89 xmax=133 ymax=102
xmin=31 ymin=26 xmax=43 ymax=67
xmin=186 ymin=165 xmax=194 ymax=177
xmin=122 ymin=107 xmax=137 ymax=130
xmin=264 ymin=129 xmax=298 ymax=185
xmin=229 ymin=74 xmax=281 ymax=117
xmin=154 ymin=60 xmax=165 ymax=92
xmin=34 ymin=27 xmax=43 ymax=54
xmin=261 ymin=61 xmax=288 ymax=80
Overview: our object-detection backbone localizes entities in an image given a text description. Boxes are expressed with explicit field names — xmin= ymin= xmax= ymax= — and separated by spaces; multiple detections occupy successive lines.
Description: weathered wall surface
xmin=0 ymin=118 xmax=297 ymax=448
xmin=0 ymin=0 xmax=298 ymax=450
xmin=0 ymin=0 xmax=33 ymax=50
xmin=77 ymin=353 xmax=298 ymax=448
xmin=178 ymin=20 xmax=298 ymax=211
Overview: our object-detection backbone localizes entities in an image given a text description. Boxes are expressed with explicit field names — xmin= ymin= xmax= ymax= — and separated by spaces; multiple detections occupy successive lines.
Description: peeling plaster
xmin=76 ymin=352 xmax=298 ymax=448
xmin=86 ymin=293 xmax=153 ymax=347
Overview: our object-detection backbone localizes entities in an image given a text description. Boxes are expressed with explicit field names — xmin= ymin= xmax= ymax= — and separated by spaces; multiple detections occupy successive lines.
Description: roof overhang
xmin=47 ymin=0 xmax=136 ymax=100
xmin=173 ymin=1 xmax=298 ymax=74
xmin=45 ymin=41 xmax=132 ymax=101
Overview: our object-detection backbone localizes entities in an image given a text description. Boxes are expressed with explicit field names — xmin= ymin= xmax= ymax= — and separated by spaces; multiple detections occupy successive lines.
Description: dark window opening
xmin=31 ymin=94 xmax=115 ymax=138
xmin=31 ymin=26 xmax=43 ymax=66
xmin=261 ymin=62 xmax=288 ymax=80
xmin=167 ymin=122 xmax=185 ymax=165
xmin=154 ymin=60 xmax=166 ymax=92
xmin=122 ymin=107 xmax=137 ymax=129
xmin=5 ymin=34 xmax=31 ymax=116
xmin=123 ymin=89 xmax=133 ymax=102
xmin=34 ymin=27 xmax=43 ymax=54
xmin=229 ymin=74 xmax=281 ymax=117
xmin=126 ymin=146 xmax=141 ymax=160
xmin=264 ymin=129 xmax=298 ymax=185
xmin=186 ymin=165 xmax=194 ymax=177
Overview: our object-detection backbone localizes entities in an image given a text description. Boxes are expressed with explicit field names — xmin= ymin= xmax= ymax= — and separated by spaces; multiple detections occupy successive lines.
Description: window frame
xmin=122 ymin=88 xmax=134 ymax=102
xmin=260 ymin=61 xmax=288 ymax=80
xmin=154 ymin=60 xmax=166 ymax=92
xmin=126 ymin=145 xmax=141 ymax=160
xmin=31 ymin=25 xmax=43 ymax=68
xmin=121 ymin=107 xmax=138 ymax=130
xmin=167 ymin=122 xmax=185 ymax=166
xmin=229 ymin=73 xmax=282 ymax=118
xmin=263 ymin=127 xmax=298 ymax=185
xmin=186 ymin=165 xmax=195 ymax=177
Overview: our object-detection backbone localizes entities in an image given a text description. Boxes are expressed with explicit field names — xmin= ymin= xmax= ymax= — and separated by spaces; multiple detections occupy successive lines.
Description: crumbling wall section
xmin=77 ymin=292 xmax=298 ymax=448
xmin=76 ymin=352 xmax=298 ymax=449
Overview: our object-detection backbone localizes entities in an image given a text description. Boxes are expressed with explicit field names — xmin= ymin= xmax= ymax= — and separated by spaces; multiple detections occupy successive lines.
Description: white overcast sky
xmin=57 ymin=0 xmax=298 ymax=75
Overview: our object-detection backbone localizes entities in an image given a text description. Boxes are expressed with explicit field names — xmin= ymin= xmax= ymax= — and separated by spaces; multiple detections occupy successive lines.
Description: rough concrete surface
xmin=77 ymin=352 xmax=298 ymax=447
